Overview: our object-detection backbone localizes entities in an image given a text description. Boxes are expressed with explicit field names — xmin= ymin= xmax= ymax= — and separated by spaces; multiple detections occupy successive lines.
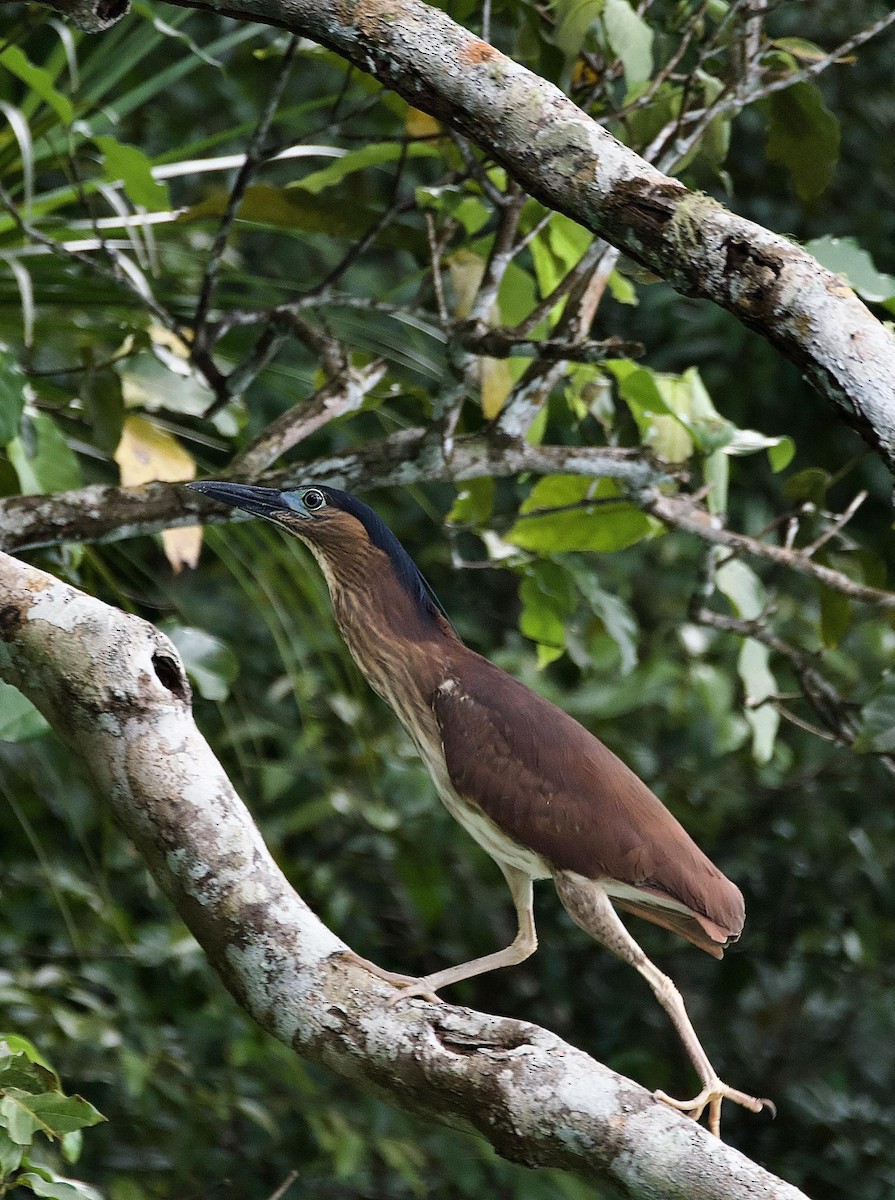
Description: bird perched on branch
xmin=188 ymin=479 xmax=769 ymax=1137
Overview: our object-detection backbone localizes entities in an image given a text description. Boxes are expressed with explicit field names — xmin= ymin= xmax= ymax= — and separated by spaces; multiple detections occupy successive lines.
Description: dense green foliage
xmin=1 ymin=1 xmax=895 ymax=1196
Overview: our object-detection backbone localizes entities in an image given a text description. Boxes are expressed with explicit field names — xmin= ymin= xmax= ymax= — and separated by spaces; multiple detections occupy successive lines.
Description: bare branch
xmin=230 ymin=360 xmax=386 ymax=475
xmin=694 ymin=606 xmax=895 ymax=776
xmin=456 ymin=322 xmax=642 ymax=362
xmin=645 ymin=491 xmax=895 ymax=609
xmin=192 ymin=36 xmax=299 ymax=349
xmin=0 ymin=433 xmax=661 ymax=553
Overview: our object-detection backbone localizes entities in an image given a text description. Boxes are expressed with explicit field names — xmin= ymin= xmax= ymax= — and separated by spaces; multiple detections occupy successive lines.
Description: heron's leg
xmin=553 ymin=871 xmax=770 ymax=1138
xmin=349 ymin=864 xmax=537 ymax=1005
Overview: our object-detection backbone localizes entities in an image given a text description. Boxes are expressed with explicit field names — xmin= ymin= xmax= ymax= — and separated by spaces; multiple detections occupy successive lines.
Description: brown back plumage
xmin=434 ymin=652 xmax=745 ymax=955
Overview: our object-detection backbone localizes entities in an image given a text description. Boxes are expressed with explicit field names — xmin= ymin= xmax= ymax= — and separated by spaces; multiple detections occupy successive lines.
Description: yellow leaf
xmin=448 ymin=251 xmax=485 ymax=319
xmin=405 ymin=107 xmax=442 ymax=138
xmin=114 ymin=415 xmax=201 ymax=572
xmin=481 ymin=356 xmax=514 ymax=419
xmin=161 ymin=526 xmax=203 ymax=573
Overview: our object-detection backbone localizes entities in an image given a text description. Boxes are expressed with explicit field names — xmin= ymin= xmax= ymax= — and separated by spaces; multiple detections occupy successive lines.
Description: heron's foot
xmin=341 ymin=951 xmax=444 ymax=1005
xmin=655 ymin=1079 xmax=775 ymax=1138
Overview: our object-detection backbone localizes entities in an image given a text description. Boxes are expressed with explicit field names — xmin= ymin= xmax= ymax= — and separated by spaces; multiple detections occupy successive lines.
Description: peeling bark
xmin=0 ymin=550 xmax=810 ymax=1199
xmin=38 ymin=0 xmax=895 ymax=472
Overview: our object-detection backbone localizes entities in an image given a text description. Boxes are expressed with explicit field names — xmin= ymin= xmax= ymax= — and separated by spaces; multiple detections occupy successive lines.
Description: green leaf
xmin=80 ymin=370 xmax=125 ymax=456
xmin=446 ymin=477 xmax=494 ymax=526
xmin=295 ymin=142 xmax=440 ymax=195
xmin=94 ymin=136 xmax=170 ymax=211
xmin=602 ymin=0 xmax=653 ymax=85
xmin=0 ymin=1051 xmax=58 ymax=1097
xmin=0 ymin=1091 xmax=104 ymax=1144
xmin=0 ymin=1127 xmax=23 ymax=1176
xmin=0 ymin=46 xmax=74 ymax=125
xmin=553 ymin=0 xmax=604 ymax=59
xmin=518 ymin=562 xmax=575 ymax=652
xmin=13 ymin=1170 xmax=103 ymax=1199
xmin=854 ymin=679 xmax=895 ymax=754
xmin=768 ymin=436 xmax=796 ymax=472
xmin=510 ymin=476 xmax=658 ymax=553
xmin=588 ymin=584 xmax=638 ymax=674
xmin=716 ymin=559 xmax=765 ymax=620
xmin=766 ymin=82 xmax=840 ymax=202
xmin=0 ymin=683 xmax=49 ymax=741
xmin=0 ymin=347 xmax=25 ymax=446
xmin=738 ymin=638 xmax=778 ymax=764
xmin=160 ymin=625 xmax=238 ymax=702
xmin=804 ymin=235 xmax=895 ymax=304
xmin=606 ymin=269 xmax=638 ymax=305
xmin=783 ymin=467 xmax=830 ymax=506
xmin=819 ymin=584 xmax=851 ymax=649
xmin=7 ymin=413 xmax=82 ymax=495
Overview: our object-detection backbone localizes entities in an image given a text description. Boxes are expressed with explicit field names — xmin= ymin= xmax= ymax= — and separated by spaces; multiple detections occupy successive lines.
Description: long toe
xmin=341 ymin=951 xmax=443 ymax=1004
xmin=654 ymin=1079 xmax=770 ymax=1138
xmin=385 ymin=977 xmax=444 ymax=1007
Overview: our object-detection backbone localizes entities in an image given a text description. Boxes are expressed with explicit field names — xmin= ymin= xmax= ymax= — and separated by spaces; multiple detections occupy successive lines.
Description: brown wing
xmin=433 ymin=654 xmax=744 ymax=956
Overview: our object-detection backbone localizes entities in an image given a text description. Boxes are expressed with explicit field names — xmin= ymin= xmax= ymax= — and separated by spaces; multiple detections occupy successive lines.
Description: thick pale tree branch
xmin=39 ymin=0 xmax=895 ymax=472
xmin=0 ymin=551 xmax=810 ymax=1199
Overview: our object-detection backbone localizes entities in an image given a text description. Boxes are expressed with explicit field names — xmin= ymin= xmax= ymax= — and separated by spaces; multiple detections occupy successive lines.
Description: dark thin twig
xmin=192 ymin=35 xmax=299 ymax=348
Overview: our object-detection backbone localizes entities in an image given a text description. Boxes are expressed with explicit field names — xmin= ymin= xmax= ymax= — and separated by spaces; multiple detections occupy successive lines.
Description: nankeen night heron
xmin=188 ymin=479 xmax=769 ymax=1136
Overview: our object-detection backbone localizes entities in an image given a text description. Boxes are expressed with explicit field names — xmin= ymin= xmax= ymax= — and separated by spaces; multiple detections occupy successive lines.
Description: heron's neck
xmin=310 ymin=539 xmax=460 ymax=706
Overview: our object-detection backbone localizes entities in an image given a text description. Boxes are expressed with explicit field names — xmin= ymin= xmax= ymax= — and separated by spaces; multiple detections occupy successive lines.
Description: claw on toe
xmin=386 ymin=981 xmax=443 ymax=1007
xmin=655 ymin=1080 xmax=771 ymax=1138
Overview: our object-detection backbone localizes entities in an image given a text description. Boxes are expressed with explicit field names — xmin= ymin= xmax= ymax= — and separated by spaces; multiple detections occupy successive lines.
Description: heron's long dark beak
xmin=186 ymin=480 xmax=286 ymax=519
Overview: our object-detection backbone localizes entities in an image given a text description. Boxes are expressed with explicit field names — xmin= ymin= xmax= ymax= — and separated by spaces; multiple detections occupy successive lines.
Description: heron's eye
xmin=303 ymin=488 xmax=326 ymax=512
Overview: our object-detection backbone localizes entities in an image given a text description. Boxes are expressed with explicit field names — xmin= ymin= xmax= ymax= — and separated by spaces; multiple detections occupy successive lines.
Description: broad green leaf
xmin=295 ymin=141 xmax=440 ymax=194
xmin=768 ymin=436 xmax=796 ymax=472
xmin=738 ymin=638 xmax=778 ymax=764
xmin=716 ymin=559 xmax=765 ymax=620
xmin=161 ymin=625 xmax=238 ymax=702
xmin=805 ymin=235 xmax=895 ymax=304
xmin=447 ymin=477 xmax=494 ymax=526
xmin=606 ymin=270 xmax=638 ymax=305
xmin=519 ymin=576 xmax=567 ymax=649
xmin=702 ymin=448 xmax=729 ymax=516
xmin=8 ymin=413 xmax=82 ymax=495
xmin=13 ymin=1170 xmax=103 ymax=1199
xmin=587 ymin=583 xmax=638 ymax=674
xmin=94 ymin=136 xmax=170 ymax=210
xmin=518 ymin=561 xmax=576 ymax=658
xmin=0 ymin=46 xmax=74 ymax=125
xmin=0 ymin=1091 xmax=104 ymax=1142
xmin=80 ymin=370 xmax=125 ymax=455
xmin=0 ymin=683 xmax=49 ymax=743
xmin=854 ymin=679 xmax=895 ymax=754
xmin=766 ymin=82 xmax=840 ymax=202
xmin=0 ymin=1127 xmax=23 ymax=1176
xmin=0 ymin=347 xmax=25 ymax=445
xmin=511 ymin=476 xmax=658 ymax=553
xmin=783 ymin=467 xmax=830 ymax=506
xmin=0 ymin=1039 xmax=53 ymax=1072
xmin=553 ymin=0 xmax=604 ymax=59
xmin=819 ymin=584 xmax=851 ymax=649
xmin=603 ymin=0 xmax=653 ymax=85
xmin=0 ymin=1051 xmax=57 ymax=1096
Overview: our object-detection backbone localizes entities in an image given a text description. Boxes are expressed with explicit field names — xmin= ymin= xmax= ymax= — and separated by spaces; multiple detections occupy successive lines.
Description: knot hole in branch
xmin=152 ymin=652 xmax=188 ymax=701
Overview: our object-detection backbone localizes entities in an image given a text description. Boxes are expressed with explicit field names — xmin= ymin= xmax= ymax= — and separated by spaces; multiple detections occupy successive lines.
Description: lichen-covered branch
xmin=0 ymin=431 xmax=659 ymax=552
xmin=40 ymin=0 xmax=895 ymax=471
xmin=0 ymin=551 xmax=810 ymax=1199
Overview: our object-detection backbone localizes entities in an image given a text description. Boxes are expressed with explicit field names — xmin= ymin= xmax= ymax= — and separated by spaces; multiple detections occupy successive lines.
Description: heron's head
xmin=186 ymin=481 xmax=451 ymax=629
